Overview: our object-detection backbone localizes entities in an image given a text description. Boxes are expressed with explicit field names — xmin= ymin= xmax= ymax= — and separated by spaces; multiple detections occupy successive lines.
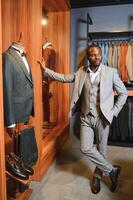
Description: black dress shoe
xmin=91 ymin=177 xmax=101 ymax=194
xmin=6 ymin=155 xmax=29 ymax=180
xmin=9 ymin=152 xmax=34 ymax=176
xmin=109 ymin=165 xmax=121 ymax=192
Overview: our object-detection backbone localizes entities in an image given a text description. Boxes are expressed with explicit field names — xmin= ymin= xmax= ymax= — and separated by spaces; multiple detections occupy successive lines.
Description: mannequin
xmin=2 ymin=36 xmax=34 ymax=138
xmin=42 ymin=42 xmax=56 ymax=128
xmin=2 ymin=34 xmax=35 ymax=189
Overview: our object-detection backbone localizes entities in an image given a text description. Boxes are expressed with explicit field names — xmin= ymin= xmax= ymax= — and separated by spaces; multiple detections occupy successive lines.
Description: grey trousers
xmin=80 ymin=113 xmax=113 ymax=179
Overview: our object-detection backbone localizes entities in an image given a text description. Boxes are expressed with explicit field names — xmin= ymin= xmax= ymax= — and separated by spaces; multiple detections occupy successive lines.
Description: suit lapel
xmin=100 ymin=64 xmax=107 ymax=98
xmin=9 ymin=48 xmax=33 ymax=86
xmin=78 ymin=66 xmax=88 ymax=95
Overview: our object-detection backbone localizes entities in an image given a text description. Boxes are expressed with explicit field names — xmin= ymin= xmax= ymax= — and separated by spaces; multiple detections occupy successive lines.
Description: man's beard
xmin=91 ymin=61 xmax=100 ymax=67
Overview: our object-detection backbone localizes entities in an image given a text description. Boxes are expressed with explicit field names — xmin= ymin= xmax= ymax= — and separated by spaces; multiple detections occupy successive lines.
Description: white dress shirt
xmin=11 ymin=45 xmax=30 ymax=73
xmin=88 ymin=64 xmax=102 ymax=83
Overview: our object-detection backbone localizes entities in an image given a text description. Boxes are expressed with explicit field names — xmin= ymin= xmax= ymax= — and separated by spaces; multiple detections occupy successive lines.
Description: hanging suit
xmin=126 ymin=44 xmax=133 ymax=82
xmin=42 ymin=44 xmax=56 ymax=122
xmin=120 ymin=43 xmax=128 ymax=82
xmin=2 ymin=46 xmax=34 ymax=126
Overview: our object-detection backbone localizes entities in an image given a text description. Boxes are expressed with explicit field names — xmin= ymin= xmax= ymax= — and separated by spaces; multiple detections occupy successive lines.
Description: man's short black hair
xmin=86 ymin=44 xmax=101 ymax=57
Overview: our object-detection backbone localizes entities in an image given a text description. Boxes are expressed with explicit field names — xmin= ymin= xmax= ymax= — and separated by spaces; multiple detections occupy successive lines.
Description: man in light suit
xmin=2 ymin=42 xmax=34 ymax=137
xmin=38 ymin=44 xmax=127 ymax=194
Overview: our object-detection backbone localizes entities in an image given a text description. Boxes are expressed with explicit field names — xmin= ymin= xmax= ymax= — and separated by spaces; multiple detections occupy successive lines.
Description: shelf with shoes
xmin=5 ymin=151 xmax=35 ymax=199
xmin=6 ymin=152 xmax=34 ymax=186
xmin=6 ymin=171 xmax=30 ymax=186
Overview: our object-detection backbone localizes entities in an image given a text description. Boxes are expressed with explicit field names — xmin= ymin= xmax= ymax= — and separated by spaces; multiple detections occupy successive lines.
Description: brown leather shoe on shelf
xmin=9 ymin=152 xmax=34 ymax=176
xmin=6 ymin=155 xmax=29 ymax=180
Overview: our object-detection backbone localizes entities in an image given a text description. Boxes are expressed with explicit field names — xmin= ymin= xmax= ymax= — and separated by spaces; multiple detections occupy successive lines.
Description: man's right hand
xmin=37 ymin=58 xmax=46 ymax=71
xmin=6 ymin=127 xmax=17 ymax=138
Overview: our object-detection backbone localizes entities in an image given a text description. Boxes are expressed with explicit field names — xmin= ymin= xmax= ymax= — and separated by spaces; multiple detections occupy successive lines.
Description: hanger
xmin=42 ymin=37 xmax=48 ymax=46
xmin=42 ymin=37 xmax=53 ymax=50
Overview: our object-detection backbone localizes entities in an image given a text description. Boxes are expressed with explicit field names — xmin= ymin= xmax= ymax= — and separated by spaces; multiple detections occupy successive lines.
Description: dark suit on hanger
xmin=2 ymin=47 xmax=34 ymax=126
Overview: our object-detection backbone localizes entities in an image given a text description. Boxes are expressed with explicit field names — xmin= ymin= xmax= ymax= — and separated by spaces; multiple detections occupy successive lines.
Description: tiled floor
xmin=29 ymin=135 xmax=133 ymax=200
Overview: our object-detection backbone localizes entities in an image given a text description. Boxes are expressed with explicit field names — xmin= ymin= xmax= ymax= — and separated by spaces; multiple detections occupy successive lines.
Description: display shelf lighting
xmin=42 ymin=9 xmax=48 ymax=26
xmin=42 ymin=18 xmax=48 ymax=26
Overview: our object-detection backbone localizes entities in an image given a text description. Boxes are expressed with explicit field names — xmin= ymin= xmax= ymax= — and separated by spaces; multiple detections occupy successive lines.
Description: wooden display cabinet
xmin=0 ymin=0 xmax=70 ymax=199
xmin=40 ymin=0 xmax=71 ymax=179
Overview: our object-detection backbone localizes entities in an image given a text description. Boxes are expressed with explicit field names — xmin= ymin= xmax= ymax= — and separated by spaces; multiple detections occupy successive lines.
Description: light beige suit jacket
xmin=44 ymin=64 xmax=127 ymax=124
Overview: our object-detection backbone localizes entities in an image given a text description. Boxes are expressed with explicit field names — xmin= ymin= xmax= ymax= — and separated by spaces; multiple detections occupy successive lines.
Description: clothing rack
xmin=87 ymin=31 xmax=133 ymax=86
xmin=88 ymin=31 xmax=133 ymax=42
xmin=109 ymin=96 xmax=133 ymax=147
xmin=88 ymin=38 xmax=133 ymax=43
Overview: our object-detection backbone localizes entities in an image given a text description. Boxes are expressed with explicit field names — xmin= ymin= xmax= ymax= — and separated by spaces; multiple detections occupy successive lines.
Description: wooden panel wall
xmin=27 ymin=0 xmax=43 ymax=180
xmin=0 ymin=0 xmax=7 ymax=198
xmin=2 ymin=0 xmax=29 ymax=51
xmin=43 ymin=0 xmax=70 ymax=11
xmin=42 ymin=11 xmax=70 ymax=124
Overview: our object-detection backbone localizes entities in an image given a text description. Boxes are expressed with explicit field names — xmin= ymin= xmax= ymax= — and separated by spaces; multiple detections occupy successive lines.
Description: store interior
xmin=0 ymin=0 xmax=133 ymax=199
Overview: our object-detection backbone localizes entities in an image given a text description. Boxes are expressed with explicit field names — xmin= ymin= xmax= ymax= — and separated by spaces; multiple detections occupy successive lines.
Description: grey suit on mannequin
xmin=2 ymin=46 xmax=34 ymax=127
xmin=39 ymin=44 xmax=127 ymax=193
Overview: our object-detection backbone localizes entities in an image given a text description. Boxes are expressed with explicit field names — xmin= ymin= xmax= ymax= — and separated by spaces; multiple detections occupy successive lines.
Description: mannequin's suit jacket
xmin=44 ymin=64 xmax=127 ymax=124
xmin=2 ymin=47 xmax=34 ymax=126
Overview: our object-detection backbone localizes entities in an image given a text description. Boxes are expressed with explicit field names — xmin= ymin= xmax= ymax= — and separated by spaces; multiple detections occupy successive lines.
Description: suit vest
xmin=81 ymin=72 xmax=101 ymax=116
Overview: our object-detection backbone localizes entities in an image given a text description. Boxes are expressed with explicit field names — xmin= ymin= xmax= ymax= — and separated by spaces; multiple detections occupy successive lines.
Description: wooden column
xmin=0 ymin=0 xmax=7 ymax=198
xmin=27 ymin=0 xmax=43 ymax=180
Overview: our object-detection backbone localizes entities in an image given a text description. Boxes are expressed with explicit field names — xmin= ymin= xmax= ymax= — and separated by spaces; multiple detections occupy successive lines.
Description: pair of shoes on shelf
xmin=9 ymin=152 xmax=34 ymax=176
xmin=91 ymin=165 xmax=121 ymax=194
xmin=6 ymin=170 xmax=30 ymax=186
xmin=6 ymin=152 xmax=34 ymax=181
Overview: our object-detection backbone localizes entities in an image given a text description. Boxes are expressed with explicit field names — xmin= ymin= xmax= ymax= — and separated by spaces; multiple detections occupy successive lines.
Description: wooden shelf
xmin=39 ymin=123 xmax=69 ymax=179
xmin=127 ymin=90 xmax=133 ymax=96
xmin=8 ymin=189 xmax=32 ymax=200
xmin=6 ymin=171 xmax=31 ymax=186
xmin=114 ymin=90 xmax=133 ymax=96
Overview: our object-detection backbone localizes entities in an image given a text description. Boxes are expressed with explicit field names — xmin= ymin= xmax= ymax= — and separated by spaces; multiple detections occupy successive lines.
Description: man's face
xmin=87 ymin=47 xmax=102 ymax=67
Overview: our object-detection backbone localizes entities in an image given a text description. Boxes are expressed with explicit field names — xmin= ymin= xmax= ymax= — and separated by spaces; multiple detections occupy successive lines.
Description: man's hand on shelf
xmin=37 ymin=57 xmax=46 ymax=71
